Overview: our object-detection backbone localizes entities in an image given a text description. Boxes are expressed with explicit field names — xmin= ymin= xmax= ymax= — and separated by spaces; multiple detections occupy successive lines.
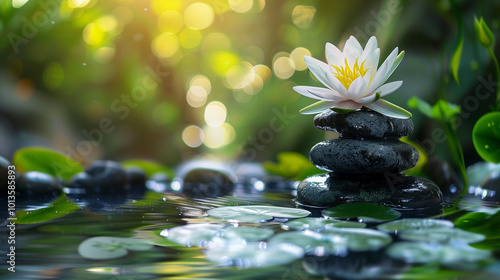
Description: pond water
xmin=3 ymin=179 xmax=500 ymax=280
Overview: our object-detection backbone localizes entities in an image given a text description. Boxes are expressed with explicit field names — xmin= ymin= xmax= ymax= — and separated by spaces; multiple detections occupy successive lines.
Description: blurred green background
xmin=0 ymin=0 xmax=498 ymax=168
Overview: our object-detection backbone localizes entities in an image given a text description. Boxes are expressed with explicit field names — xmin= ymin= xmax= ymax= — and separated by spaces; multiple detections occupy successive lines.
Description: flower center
xmin=332 ymin=58 xmax=369 ymax=90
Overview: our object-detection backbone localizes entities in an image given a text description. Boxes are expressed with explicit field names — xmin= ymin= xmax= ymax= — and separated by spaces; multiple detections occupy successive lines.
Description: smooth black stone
xmin=297 ymin=173 xmax=443 ymax=210
xmin=126 ymin=168 xmax=147 ymax=186
xmin=423 ymin=158 xmax=463 ymax=204
xmin=479 ymin=173 xmax=500 ymax=203
xmin=182 ymin=168 xmax=235 ymax=198
xmin=310 ymin=139 xmax=418 ymax=173
xmin=68 ymin=161 xmax=128 ymax=193
xmin=16 ymin=171 xmax=62 ymax=203
xmin=313 ymin=109 xmax=413 ymax=139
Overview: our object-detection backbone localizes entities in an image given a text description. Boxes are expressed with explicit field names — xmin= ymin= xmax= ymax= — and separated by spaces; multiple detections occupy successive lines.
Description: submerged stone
xmin=16 ymin=171 xmax=62 ymax=203
xmin=296 ymin=173 xmax=442 ymax=211
xmin=313 ymin=109 xmax=413 ymax=139
xmin=309 ymin=139 xmax=418 ymax=173
xmin=182 ymin=168 xmax=236 ymax=198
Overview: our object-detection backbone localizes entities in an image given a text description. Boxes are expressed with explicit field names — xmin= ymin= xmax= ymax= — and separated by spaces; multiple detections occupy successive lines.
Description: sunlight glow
xmin=182 ymin=125 xmax=204 ymax=148
xmin=12 ymin=0 xmax=29 ymax=8
xmin=204 ymin=101 xmax=227 ymax=127
xmin=184 ymin=2 xmax=214 ymax=30
xmin=152 ymin=33 xmax=179 ymax=58
xmin=158 ymin=10 xmax=183 ymax=33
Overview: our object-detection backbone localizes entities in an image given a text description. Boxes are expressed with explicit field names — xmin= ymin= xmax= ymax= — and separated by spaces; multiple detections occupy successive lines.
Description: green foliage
xmin=323 ymin=202 xmax=401 ymax=222
xmin=450 ymin=34 xmax=463 ymax=84
xmin=16 ymin=195 xmax=80 ymax=224
xmin=13 ymin=147 xmax=83 ymax=181
xmin=455 ymin=210 xmax=500 ymax=250
xmin=121 ymin=159 xmax=175 ymax=178
xmin=207 ymin=205 xmax=311 ymax=222
xmin=473 ymin=112 xmax=500 ymax=163
xmin=474 ymin=16 xmax=495 ymax=49
xmin=262 ymin=152 xmax=322 ymax=181
xmin=407 ymin=97 xmax=460 ymax=121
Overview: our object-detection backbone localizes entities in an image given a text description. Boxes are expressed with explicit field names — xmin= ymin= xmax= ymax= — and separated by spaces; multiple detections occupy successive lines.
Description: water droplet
xmin=51 ymin=21 xmax=55 ymax=24
xmin=163 ymin=197 xmax=167 ymax=201
xmin=82 ymin=63 xmax=87 ymax=66
xmin=144 ymin=8 xmax=148 ymax=11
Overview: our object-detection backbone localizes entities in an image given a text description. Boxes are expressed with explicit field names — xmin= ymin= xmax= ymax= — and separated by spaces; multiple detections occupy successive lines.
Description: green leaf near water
xmin=407 ymin=97 xmax=460 ymax=121
xmin=13 ymin=146 xmax=83 ymax=181
xmin=16 ymin=195 xmax=80 ymax=224
xmin=78 ymin=236 xmax=153 ymax=260
xmin=323 ymin=202 xmax=401 ymax=222
xmin=399 ymin=228 xmax=485 ymax=244
xmin=473 ymin=112 xmax=500 ymax=163
xmin=450 ymin=31 xmax=463 ymax=84
xmin=282 ymin=217 xmax=366 ymax=231
xmin=377 ymin=218 xmax=454 ymax=233
xmin=262 ymin=152 xmax=322 ymax=181
xmin=207 ymin=205 xmax=311 ymax=222
xmin=121 ymin=159 xmax=175 ymax=178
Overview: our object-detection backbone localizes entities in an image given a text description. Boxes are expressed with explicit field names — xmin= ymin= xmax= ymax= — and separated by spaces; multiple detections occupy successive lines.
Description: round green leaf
xmin=78 ymin=237 xmax=153 ymax=260
xmin=221 ymin=226 xmax=274 ymax=241
xmin=399 ymin=228 xmax=486 ymax=244
xmin=204 ymin=242 xmax=304 ymax=268
xmin=162 ymin=224 xmax=224 ymax=247
xmin=16 ymin=195 xmax=80 ymax=224
xmin=282 ymin=217 xmax=365 ymax=231
xmin=268 ymin=231 xmax=348 ymax=254
xmin=321 ymin=228 xmax=392 ymax=252
xmin=386 ymin=242 xmax=441 ymax=264
xmin=377 ymin=218 xmax=454 ymax=233
xmin=323 ymin=202 xmax=401 ymax=222
xmin=207 ymin=205 xmax=310 ymax=222
xmin=473 ymin=112 xmax=500 ymax=163
xmin=13 ymin=147 xmax=83 ymax=181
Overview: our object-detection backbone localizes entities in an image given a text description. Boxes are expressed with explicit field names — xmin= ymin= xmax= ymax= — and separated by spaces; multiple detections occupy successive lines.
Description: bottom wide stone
xmin=297 ymin=173 xmax=443 ymax=215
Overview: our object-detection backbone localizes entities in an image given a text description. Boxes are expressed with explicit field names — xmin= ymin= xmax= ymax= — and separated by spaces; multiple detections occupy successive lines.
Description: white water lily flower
xmin=293 ymin=36 xmax=411 ymax=119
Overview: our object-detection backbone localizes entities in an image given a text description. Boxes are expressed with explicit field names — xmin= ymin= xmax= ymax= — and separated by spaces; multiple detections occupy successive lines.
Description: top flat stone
xmin=313 ymin=109 xmax=413 ymax=139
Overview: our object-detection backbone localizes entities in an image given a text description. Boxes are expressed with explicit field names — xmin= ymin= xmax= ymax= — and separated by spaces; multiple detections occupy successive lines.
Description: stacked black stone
xmin=297 ymin=109 xmax=443 ymax=214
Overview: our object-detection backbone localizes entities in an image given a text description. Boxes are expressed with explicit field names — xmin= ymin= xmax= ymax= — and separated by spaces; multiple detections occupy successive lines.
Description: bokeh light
xmin=68 ymin=0 xmax=91 ymax=8
xmin=190 ymin=75 xmax=212 ymax=94
xmin=152 ymin=33 xmax=180 ymax=58
xmin=292 ymin=5 xmax=316 ymax=28
xmin=184 ymin=2 xmax=214 ymax=30
xmin=93 ymin=47 xmax=115 ymax=64
xmin=229 ymin=0 xmax=253 ymax=13
xmin=273 ymin=56 xmax=295 ymax=79
xmin=152 ymin=0 xmax=183 ymax=14
xmin=225 ymin=62 xmax=254 ymax=89
xmin=179 ymin=28 xmax=202 ymax=49
xmin=186 ymin=86 xmax=208 ymax=108
xmin=182 ymin=125 xmax=204 ymax=148
xmin=83 ymin=23 xmax=105 ymax=46
xmin=12 ymin=0 xmax=29 ymax=8
xmin=204 ymin=101 xmax=227 ymax=127
xmin=290 ymin=47 xmax=311 ymax=71
xmin=157 ymin=10 xmax=184 ymax=33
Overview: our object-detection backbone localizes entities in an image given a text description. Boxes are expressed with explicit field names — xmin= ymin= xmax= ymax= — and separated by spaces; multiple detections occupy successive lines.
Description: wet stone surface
xmin=297 ymin=173 xmax=442 ymax=211
xmin=309 ymin=139 xmax=418 ymax=173
xmin=313 ymin=109 xmax=413 ymax=139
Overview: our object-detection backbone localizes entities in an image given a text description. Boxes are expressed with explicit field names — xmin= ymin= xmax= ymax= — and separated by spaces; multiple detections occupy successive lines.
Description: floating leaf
xmin=204 ymin=242 xmax=304 ymax=268
xmin=78 ymin=236 xmax=153 ymax=260
xmin=282 ymin=217 xmax=365 ymax=231
xmin=323 ymin=202 xmax=401 ymax=222
xmin=121 ymin=159 xmax=175 ymax=178
xmin=262 ymin=152 xmax=322 ymax=181
xmin=220 ymin=226 xmax=274 ymax=241
xmin=399 ymin=228 xmax=485 ymax=244
xmin=161 ymin=224 xmax=224 ymax=247
xmin=467 ymin=161 xmax=500 ymax=186
xmin=440 ymin=242 xmax=492 ymax=266
xmin=207 ymin=205 xmax=310 ymax=222
xmin=268 ymin=231 xmax=348 ymax=255
xmin=473 ymin=112 xmax=500 ymax=163
xmin=386 ymin=242 xmax=441 ymax=264
xmin=377 ymin=218 xmax=454 ymax=233
xmin=455 ymin=210 xmax=500 ymax=242
xmin=13 ymin=147 xmax=83 ymax=181
xmin=16 ymin=195 xmax=80 ymax=224
xmin=321 ymin=228 xmax=392 ymax=252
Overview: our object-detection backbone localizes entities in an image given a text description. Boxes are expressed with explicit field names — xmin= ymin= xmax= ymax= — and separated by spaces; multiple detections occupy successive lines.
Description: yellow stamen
xmin=332 ymin=58 xmax=369 ymax=89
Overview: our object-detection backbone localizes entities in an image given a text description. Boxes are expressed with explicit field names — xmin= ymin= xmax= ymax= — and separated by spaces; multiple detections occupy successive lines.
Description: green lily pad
xmin=440 ymin=243 xmax=492 ymax=266
xmin=121 ymin=159 xmax=175 ymax=178
xmin=13 ymin=147 xmax=83 ymax=181
xmin=321 ymin=228 xmax=392 ymax=252
xmin=268 ymin=231 xmax=348 ymax=255
xmin=473 ymin=112 xmax=500 ymax=163
xmin=207 ymin=205 xmax=310 ymax=222
xmin=162 ymin=224 xmax=224 ymax=247
xmin=204 ymin=242 xmax=304 ymax=268
xmin=377 ymin=218 xmax=454 ymax=233
xmin=386 ymin=242 xmax=441 ymax=264
xmin=220 ymin=226 xmax=274 ymax=241
xmin=323 ymin=202 xmax=401 ymax=222
xmin=399 ymin=228 xmax=486 ymax=244
xmin=16 ymin=195 xmax=80 ymax=224
xmin=282 ymin=217 xmax=366 ymax=231
xmin=78 ymin=236 xmax=153 ymax=260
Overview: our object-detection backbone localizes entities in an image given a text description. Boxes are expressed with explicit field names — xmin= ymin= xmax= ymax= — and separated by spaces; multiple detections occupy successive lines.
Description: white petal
xmin=325 ymin=42 xmax=344 ymax=67
xmin=361 ymin=36 xmax=378 ymax=60
xmin=333 ymin=100 xmax=363 ymax=110
xmin=356 ymin=81 xmax=402 ymax=104
xmin=347 ymin=76 xmax=368 ymax=100
xmin=324 ymin=71 xmax=348 ymax=96
xmin=374 ymin=81 xmax=403 ymax=97
xmin=378 ymin=47 xmax=399 ymax=81
xmin=364 ymin=99 xmax=412 ymax=119
xmin=304 ymin=56 xmax=334 ymax=90
xmin=365 ymin=48 xmax=380 ymax=75
xmin=293 ymin=86 xmax=337 ymax=101
xmin=343 ymin=36 xmax=363 ymax=66
xmin=381 ymin=51 xmax=405 ymax=85
xmin=300 ymin=101 xmax=337 ymax=114
xmin=365 ymin=59 xmax=390 ymax=94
